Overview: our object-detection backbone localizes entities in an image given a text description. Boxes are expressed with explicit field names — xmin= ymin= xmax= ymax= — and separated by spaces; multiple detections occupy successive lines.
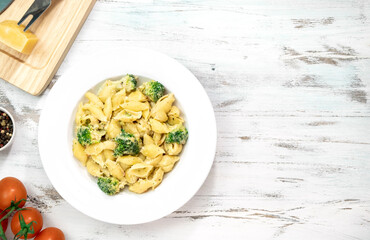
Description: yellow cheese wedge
xmin=0 ymin=20 xmax=38 ymax=55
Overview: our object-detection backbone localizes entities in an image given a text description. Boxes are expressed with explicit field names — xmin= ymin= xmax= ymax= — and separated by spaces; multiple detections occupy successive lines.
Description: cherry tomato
xmin=0 ymin=210 xmax=8 ymax=232
xmin=35 ymin=227 xmax=65 ymax=240
xmin=0 ymin=177 xmax=27 ymax=210
xmin=11 ymin=207 xmax=43 ymax=239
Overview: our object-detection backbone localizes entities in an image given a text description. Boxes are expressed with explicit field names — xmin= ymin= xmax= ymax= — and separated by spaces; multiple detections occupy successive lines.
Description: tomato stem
xmin=0 ymin=225 xmax=6 ymax=240
xmin=13 ymin=213 xmax=36 ymax=240
xmin=0 ymin=199 xmax=27 ymax=240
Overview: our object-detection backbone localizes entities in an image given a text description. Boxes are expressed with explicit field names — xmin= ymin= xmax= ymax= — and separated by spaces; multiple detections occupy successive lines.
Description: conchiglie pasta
xmin=106 ymin=159 xmax=125 ymax=181
xmin=122 ymin=123 xmax=140 ymax=140
xmin=86 ymin=159 xmax=104 ymax=177
xmin=91 ymin=153 xmax=106 ymax=168
xmin=112 ymin=89 xmax=126 ymax=110
xmin=125 ymin=170 xmax=138 ymax=184
xmin=117 ymin=156 xmax=143 ymax=170
xmin=167 ymin=115 xmax=184 ymax=126
xmin=73 ymin=139 xmax=87 ymax=166
xmin=129 ymin=179 xmax=153 ymax=194
xmin=158 ymin=155 xmax=180 ymax=172
xmin=117 ymin=156 xmax=143 ymax=165
xmin=168 ymin=106 xmax=180 ymax=117
xmin=138 ymin=153 xmax=146 ymax=161
xmin=150 ymin=168 xmax=164 ymax=188
xmin=98 ymin=82 xmax=116 ymax=103
xmin=104 ymin=97 xmax=113 ymax=120
xmin=164 ymin=143 xmax=183 ymax=156
xmin=80 ymin=114 xmax=99 ymax=126
xmin=126 ymin=90 xmax=147 ymax=102
xmin=149 ymin=119 xmax=169 ymax=133
xmin=75 ymin=103 xmax=84 ymax=125
xmin=85 ymin=141 xmax=116 ymax=155
xmin=103 ymin=149 xmax=115 ymax=161
xmin=144 ymin=154 xmax=163 ymax=166
xmin=151 ymin=94 xmax=175 ymax=122
xmin=143 ymin=134 xmax=155 ymax=146
xmin=136 ymin=119 xmax=151 ymax=137
xmin=141 ymin=144 xmax=165 ymax=158
xmin=73 ymin=75 xmax=188 ymax=195
xmin=153 ymin=133 xmax=166 ymax=146
xmin=121 ymin=101 xmax=149 ymax=111
xmin=106 ymin=119 xmax=121 ymax=139
xmin=127 ymin=163 xmax=153 ymax=178
xmin=83 ymin=103 xmax=107 ymax=122
xmin=114 ymin=109 xmax=142 ymax=122
xmin=85 ymin=92 xmax=104 ymax=108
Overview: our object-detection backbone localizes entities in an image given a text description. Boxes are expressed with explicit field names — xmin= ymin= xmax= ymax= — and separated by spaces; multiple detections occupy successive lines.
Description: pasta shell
xmin=98 ymin=82 xmax=116 ymax=103
xmin=106 ymin=119 xmax=121 ymax=139
xmin=144 ymin=154 xmax=163 ymax=166
xmin=158 ymin=155 xmax=180 ymax=172
xmin=151 ymin=94 xmax=175 ymax=122
xmin=83 ymin=103 xmax=107 ymax=122
xmin=112 ymin=89 xmax=126 ymax=110
xmin=150 ymin=168 xmax=164 ymax=188
xmin=103 ymin=149 xmax=115 ymax=161
xmin=75 ymin=103 xmax=84 ymax=125
xmin=91 ymin=153 xmax=106 ymax=168
xmin=114 ymin=109 xmax=142 ymax=122
xmin=106 ymin=159 xmax=125 ymax=181
xmin=153 ymin=133 xmax=166 ymax=146
xmin=121 ymin=101 xmax=149 ymax=111
xmin=117 ymin=156 xmax=143 ymax=166
xmin=143 ymin=134 xmax=155 ymax=146
xmin=127 ymin=163 xmax=153 ymax=178
xmin=126 ymin=90 xmax=147 ymax=102
xmin=164 ymin=143 xmax=183 ymax=156
xmin=141 ymin=144 xmax=165 ymax=159
xmin=149 ymin=119 xmax=169 ymax=133
xmin=85 ymin=141 xmax=116 ymax=155
xmin=73 ymin=139 xmax=87 ymax=166
xmin=85 ymin=92 xmax=104 ymax=108
xmin=128 ymin=179 xmax=154 ymax=194
xmin=86 ymin=159 xmax=103 ymax=177
xmin=104 ymin=97 xmax=113 ymax=120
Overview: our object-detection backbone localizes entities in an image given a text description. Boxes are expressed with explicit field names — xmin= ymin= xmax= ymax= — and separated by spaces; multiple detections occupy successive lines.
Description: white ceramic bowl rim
xmin=38 ymin=47 xmax=217 ymax=225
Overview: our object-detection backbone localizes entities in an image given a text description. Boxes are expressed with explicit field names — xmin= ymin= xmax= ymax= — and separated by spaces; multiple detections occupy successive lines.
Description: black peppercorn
xmin=0 ymin=110 xmax=13 ymax=149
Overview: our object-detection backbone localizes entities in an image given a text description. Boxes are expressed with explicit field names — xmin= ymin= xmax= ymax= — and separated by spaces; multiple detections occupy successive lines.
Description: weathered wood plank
xmin=1 ymin=0 xmax=370 ymax=239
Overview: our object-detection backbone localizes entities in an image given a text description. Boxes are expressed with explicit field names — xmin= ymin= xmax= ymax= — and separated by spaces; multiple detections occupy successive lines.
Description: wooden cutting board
xmin=0 ymin=0 xmax=96 ymax=95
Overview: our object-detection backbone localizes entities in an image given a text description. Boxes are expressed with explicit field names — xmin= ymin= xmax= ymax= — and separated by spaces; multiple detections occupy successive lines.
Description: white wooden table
xmin=1 ymin=0 xmax=370 ymax=239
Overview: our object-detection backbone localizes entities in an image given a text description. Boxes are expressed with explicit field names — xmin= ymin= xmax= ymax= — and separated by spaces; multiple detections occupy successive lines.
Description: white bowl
xmin=38 ymin=47 xmax=217 ymax=225
xmin=0 ymin=106 xmax=15 ymax=152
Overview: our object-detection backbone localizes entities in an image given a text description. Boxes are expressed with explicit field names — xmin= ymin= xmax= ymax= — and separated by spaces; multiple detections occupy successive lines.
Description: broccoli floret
xmin=77 ymin=125 xmax=104 ymax=146
xmin=123 ymin=74 xmax=137 ymax=92
xmin=114 ymin=129 xmax=140 ymax=156
xmin=166 ymin=125 xmax=189 ymax=144
xmin=141 ymin=80 xmax=165 ymax=102
xmin=77 ymin=126 xmax=92 ymax=146
xmin=97 ymin=177 xmax=120 ymax=195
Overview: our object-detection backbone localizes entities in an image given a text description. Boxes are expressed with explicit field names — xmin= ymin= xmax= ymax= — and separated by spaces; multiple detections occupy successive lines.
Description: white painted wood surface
xmin=1 ymin=0 xmax=370 ymax=239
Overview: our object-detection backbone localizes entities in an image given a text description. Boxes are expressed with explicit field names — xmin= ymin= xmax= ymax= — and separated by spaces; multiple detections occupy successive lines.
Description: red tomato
xmin=0 ymin=210 xmax=8 ymax=232
xmin=11 ymin=207 xmax=43 ymax=239
xmin=35 ymin=227 xmax=65 ymax=240
xmin=0 ymin=177 xmax=27 ymax=210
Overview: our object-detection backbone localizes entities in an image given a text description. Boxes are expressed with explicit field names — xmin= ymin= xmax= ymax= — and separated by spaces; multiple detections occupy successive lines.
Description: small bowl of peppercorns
xmin=0 ymin=107 xmax=15 ymax=151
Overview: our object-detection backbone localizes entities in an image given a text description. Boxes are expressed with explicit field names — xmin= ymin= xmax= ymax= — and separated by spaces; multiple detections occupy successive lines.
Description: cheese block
xmin=0 ymin=20 xmax=38 ymax=54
